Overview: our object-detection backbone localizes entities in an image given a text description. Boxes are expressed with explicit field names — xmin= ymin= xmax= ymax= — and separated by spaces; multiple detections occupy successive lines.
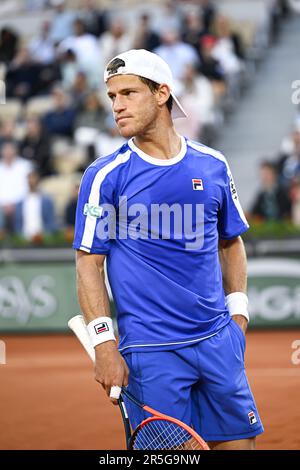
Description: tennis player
xmin=74 ymin=49 xmax=264 ymax=450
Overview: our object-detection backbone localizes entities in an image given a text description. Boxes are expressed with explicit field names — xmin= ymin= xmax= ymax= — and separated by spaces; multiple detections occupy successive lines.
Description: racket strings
xmin=131 ymin=419 xmax=204 ymax=450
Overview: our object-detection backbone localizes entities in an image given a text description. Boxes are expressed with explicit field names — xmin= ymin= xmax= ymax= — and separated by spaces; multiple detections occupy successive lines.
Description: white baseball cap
xmin=104 ymin=49 xmax=187 ymax=119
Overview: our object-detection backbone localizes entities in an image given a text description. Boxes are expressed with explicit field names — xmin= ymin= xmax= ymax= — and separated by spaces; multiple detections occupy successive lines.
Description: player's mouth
xmin=116 ymin=116 xmax=131 ymax=124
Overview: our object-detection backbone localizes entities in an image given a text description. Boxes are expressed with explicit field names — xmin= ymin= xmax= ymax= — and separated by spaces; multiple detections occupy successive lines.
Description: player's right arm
xmin=73 ymin=162 xmax=129 ymax=404
xmin=76 ymin=250 xmax=129 ymax=404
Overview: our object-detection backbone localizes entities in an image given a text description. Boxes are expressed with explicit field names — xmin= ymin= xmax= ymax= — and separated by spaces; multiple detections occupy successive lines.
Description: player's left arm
xmin=219 ymin=236 xmax=248 ymax=334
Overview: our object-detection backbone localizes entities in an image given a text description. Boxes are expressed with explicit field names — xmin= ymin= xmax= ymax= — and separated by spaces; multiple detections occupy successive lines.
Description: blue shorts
xmin=123 ymin=319 xmax=264 ymax=442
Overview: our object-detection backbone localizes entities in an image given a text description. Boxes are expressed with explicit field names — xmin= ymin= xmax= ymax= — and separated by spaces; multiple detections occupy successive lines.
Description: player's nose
xmin=113 ymin=95 xmax=126 ymax=113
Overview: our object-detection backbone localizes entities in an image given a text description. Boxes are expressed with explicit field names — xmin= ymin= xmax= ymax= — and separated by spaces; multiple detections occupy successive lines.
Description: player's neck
xmin=133 ymin=125 xmax=182 ymax=160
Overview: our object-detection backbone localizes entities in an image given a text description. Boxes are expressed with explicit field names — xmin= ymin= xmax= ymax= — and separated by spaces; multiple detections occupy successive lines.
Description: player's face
xmin=107 ymin=75 xmax=159 ymax=138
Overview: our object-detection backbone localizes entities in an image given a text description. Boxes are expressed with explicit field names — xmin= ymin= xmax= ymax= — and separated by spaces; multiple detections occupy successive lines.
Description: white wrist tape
xmin=225 ymin=292 xmax=249 ymax=322
xmin=110 ymin=386 xmax=122 ymax=400
xmin=87 ymin=317 xmax=116 ymax=348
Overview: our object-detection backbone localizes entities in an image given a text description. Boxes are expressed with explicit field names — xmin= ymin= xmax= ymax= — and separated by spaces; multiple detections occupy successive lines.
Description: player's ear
xmin=156 ymin=84 xmax=171 ymax=109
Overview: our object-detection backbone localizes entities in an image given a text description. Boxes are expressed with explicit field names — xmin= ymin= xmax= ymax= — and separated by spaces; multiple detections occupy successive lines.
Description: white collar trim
xmin=128 ymin=136 xmax=187 ymax=166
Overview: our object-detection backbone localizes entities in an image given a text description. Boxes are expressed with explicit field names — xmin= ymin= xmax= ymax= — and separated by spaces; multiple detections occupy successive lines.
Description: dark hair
xmin=260 ymin=160 xmax=277 ymax=172
xmin=139 ymin=77 xmax=173 ymax=114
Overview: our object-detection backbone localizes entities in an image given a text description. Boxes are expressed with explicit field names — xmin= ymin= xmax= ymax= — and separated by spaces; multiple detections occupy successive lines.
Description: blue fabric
xmin=73 ymin=138 xmax=249 ymax=353
xmin=123 ymin=320 xmax=264 ymax=442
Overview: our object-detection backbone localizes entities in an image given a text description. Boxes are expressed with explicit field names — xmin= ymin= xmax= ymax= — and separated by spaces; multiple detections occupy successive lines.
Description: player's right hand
xmin=94 ymin=340 xmax=129 ymax=405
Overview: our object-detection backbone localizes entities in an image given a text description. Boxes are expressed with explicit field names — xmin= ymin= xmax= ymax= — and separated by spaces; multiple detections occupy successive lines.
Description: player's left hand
xmin=231 ymin=314 xmax=248 ymax=335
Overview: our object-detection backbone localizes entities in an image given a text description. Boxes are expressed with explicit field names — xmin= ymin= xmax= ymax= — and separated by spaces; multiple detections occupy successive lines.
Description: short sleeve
xmin=73 ymin=167 xmax=116 ymax=254
xmin=217 ymin=160 xmax=249 ymax=239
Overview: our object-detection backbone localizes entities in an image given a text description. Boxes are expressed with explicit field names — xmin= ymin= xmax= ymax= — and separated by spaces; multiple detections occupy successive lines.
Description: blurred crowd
xmin=249 ymin=122 xmax=300 ymax=227
xmin=0 ymin=0 xmax=292 ymax=242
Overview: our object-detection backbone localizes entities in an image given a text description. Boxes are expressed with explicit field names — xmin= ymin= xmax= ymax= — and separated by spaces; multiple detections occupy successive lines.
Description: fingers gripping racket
xmin=68 ymin=315 xmax=210 ymax=450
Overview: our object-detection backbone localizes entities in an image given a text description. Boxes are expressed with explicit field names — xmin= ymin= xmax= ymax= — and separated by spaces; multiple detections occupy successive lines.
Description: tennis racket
xmin=68 ymin=315 xmax=210 ymax=451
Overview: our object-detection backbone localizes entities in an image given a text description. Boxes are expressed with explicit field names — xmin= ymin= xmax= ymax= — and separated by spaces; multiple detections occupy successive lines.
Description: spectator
xmin=5 ymin=47 xmax=42 ymax=102
xmin=29 ymin=21 xmax=55 ymax=65
xmin=59 ymin=49 xmax=81 ymax=90
xmin=278 ymin=129 xmax=300 ymax=186
xmin=175 ymin=64 xmax=216 ymax=143
xmin=59 ymin=19 xmax=102 ymax=87
xmin=78 ymin=0 xmax=108 ymax=38
xmin=182 ymin=11 xmax=206 ymax=55
xmin=20 ymin=116 xmax=53 ymax=177
xmin=74 ymin=91 xmax=107 ymax=132
xmin=198 ymin=35 xmax=227 ymax=103
xmin=96 ymin=115 xmax=125 ymax=156
xmin=133 ymin=13 xmax=161 ymax=52
xmin=74 ymin=91 xmax=107 ymax=163
xmin=0 ymin=119 xmax=17 ymax=148
xmin=68 ymin=71 xmax=90 ymax=110
xmin=100 ymin=18 xmax=133 ymax=67
xmin=154 ymin=1 xmax=182 ymax=35
xmin=154 ymin=28 xmax=199 ymax=80
xmin=64 ymin=181 xmax=80 ymax=229
xmin=211 ymin=15 xmax=244 ymax=103
xmin=49 ymin=0 xmax=77 ymax=44
xmin=250 ymin=161 xmax=291 ymax=221
xmin=0 ymin=141 xmax=32 ymax=232
xmin=43 ymin=87 xmax=76 ymax=138
xmin=15 ymin=169 xmax=57 ymax=239
xmin=214 ymin=15 xmax=245 ymax=62
xmin=290 ymin=177 xmax=300 ymax=226
xmin=200 ymin=0 xmax=216 ymax=33
xmin=0 ymin=27 xmax=19 ymax=65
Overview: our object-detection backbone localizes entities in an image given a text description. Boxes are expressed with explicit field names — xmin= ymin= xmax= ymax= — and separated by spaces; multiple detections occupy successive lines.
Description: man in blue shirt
xmin=74 ymin=49 xmax=263 ymax=449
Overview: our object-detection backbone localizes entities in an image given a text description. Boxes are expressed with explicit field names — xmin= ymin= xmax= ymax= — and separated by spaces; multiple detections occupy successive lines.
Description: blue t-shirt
xmin=73 ymin=136 xmax=249 ymax=353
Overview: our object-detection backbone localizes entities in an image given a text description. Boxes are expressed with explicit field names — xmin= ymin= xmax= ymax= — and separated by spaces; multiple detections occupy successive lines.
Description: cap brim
xmin=171 ymin=93 xmax=187 ymax=119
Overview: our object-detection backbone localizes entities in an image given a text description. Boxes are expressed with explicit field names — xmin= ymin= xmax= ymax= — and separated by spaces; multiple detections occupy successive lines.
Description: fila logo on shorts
xmin=192 ymin=179 xmax=204 ymax=191
xmin=94 ymin=322 xmax=109 ymax=335
xmin=248 ymin=411 xmax=257 ymax=425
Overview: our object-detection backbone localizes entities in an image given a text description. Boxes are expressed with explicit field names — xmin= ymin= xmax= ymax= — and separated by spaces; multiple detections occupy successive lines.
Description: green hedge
xmin=0 ymin=221 xmax=300 ymax=248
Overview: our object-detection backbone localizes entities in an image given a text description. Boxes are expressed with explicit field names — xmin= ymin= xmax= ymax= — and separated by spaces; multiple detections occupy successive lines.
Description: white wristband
xmin=87 ymin=317 xmax=116 ymax=348
xmin=225 ymin=292 xmax=249 ymax=322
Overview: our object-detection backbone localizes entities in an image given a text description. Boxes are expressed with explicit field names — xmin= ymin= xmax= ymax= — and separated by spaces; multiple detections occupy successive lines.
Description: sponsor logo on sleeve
xmin=84 ymin=203 xmax=103 ymax=218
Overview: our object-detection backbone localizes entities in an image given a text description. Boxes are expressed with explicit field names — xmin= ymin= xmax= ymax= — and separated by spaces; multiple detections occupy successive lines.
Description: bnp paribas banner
xmin=247 ymin=257 xmax=300 ymax=327
xmin=0 ymin=257 xmax=299 ymax=331
xmin=0 ymin=263 xmax=80 ymax=331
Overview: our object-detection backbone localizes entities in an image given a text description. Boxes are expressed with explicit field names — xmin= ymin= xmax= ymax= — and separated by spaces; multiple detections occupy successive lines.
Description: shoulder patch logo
xmin=192 ymin=179 xmax=204 ymax=191
xmin=84 ymin=203 xmax=103 ymax=218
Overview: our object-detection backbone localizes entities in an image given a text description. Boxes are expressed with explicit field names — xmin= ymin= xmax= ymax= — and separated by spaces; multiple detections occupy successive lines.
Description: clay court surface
xmin=0 ymin=330 xmax=299 ymax=450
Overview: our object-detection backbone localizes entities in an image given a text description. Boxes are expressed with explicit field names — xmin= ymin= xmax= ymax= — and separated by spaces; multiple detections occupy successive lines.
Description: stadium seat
xmin=52 ymin=139 xmax=86 ymax=175
xmin=40 ymin=172 xmax=82 ymax=219
xmin=26 ymin=96 xmax=54 ymax=117
xmin=1 ymin=99 xmax=22 ymax=120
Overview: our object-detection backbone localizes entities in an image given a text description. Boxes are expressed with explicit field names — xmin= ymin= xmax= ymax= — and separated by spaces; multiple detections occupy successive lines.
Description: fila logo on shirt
xmin=94 ymin=322 xmax=109 ymax=335
xmin=192 ymin=179 xmax=204 ymax=191
xmin=248 ymin=411 xmax=257 ymax=425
